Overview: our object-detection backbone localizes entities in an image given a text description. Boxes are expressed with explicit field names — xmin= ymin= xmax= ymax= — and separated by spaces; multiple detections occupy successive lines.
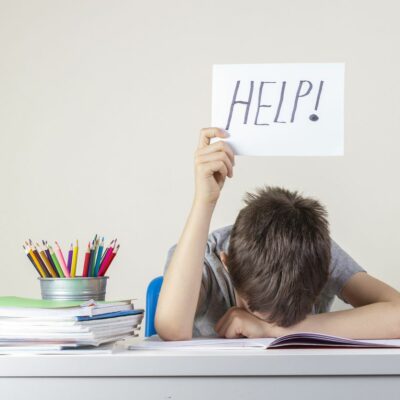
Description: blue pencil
xmin=89 ymin=237 xmax=99 ymax=277
xmin=94 ymin=237 xmax=104 ymax=276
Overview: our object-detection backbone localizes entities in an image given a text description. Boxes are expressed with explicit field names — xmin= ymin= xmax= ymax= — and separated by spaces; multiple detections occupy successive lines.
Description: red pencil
xmin=82 ymin=242 xmax=91 ymax=277
xmin=99 ymin=244 xmax=119 ymax=276
xmin=97 ymin=241 xmax=115 ymax=276
xmin=99 ymin=239 xmax=115 ymax=265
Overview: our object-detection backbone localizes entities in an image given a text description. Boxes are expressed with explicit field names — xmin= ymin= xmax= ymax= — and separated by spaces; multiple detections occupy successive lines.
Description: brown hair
xmin=226 ymin=186 xmax=331 ymax=327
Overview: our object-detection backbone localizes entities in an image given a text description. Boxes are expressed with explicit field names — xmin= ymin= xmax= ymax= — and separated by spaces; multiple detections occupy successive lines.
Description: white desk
xmin=2 ymin=345 xmax=400 ymax=400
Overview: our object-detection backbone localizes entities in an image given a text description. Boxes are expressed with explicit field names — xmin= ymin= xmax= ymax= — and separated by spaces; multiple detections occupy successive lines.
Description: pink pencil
xmin=99 ymin=245 xmax=119 ymax=276
xmin=55 ymin=241 xmax=70 ymax=277
xmin=97 ymin=244 xmax=115 ymax=276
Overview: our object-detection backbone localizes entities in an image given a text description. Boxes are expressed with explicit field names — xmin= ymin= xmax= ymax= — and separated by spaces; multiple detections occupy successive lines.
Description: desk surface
xmin=2 ymin=345 xmax=400 ymax=377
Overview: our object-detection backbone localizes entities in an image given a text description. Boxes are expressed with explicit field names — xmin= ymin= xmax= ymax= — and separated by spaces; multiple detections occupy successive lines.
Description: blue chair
xmin=145 ymin=276 xmax=164 ymax=337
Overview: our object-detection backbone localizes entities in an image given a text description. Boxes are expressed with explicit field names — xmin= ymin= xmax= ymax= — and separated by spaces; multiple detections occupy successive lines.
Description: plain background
xmin=1 ymin=0 xmax=399 ymax=316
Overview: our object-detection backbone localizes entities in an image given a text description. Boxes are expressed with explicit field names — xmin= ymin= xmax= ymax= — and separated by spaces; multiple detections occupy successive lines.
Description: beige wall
xmin=1 ymin=0 xmax=399 ymax=314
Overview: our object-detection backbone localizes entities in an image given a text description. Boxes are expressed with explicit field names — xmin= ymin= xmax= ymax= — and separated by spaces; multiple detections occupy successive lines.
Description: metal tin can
xmin=39 ymin=277 xmax=108 ymax=301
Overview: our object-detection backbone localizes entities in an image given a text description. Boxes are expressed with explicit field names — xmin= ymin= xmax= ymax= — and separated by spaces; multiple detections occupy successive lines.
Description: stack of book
xmin=0 ymin=297 xmax=143 ymax=353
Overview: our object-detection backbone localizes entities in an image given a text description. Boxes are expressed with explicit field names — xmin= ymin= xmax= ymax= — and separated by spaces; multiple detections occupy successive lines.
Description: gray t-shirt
xmin=164 ymin=225 xmax=366 ymax=337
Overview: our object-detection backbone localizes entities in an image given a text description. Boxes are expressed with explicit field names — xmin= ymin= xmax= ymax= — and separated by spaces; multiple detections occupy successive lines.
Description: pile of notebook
xmin=0 ymin=297 xmax=143 ymax=353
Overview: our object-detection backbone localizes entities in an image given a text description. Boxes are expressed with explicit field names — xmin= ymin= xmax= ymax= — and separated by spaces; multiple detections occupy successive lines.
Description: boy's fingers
xmin=196 ymin=152 xmax=233 ymax=178
xmin=224 ymin=324 xmax=241 ymax=339
xmin=198 ymin=127 xmax=228 ymax=150
xmin=196 ymin=140 xmax=235 ymax=166
xmin=201 ymin=160 xmax=228 ymax=180
xmin=215 ymin=317 xmax=229 ymax=337
xmin=209 ymin=159 xmax=228 ymax=175
xmin=215 ymin=313 xmax=228 ymax=333
xmin=218 ymin=314 xmax=237 ymax=338
xmin=215 ymin=308 xmax=233 ymax=334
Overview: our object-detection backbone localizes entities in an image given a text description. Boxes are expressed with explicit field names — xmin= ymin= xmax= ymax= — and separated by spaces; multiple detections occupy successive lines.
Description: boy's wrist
xmin=271 ymin=315 xmax=311 ymax=337
xmin=192 ymin=198 xmax=218 ymax=212
xmin=265 ymin=322 xmax=289 ymax=338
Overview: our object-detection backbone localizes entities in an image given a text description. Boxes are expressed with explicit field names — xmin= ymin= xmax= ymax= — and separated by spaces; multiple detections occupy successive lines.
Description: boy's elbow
xmin=391 ymin=301 xmax=400 ymax=339
xmin=158 ymin=329 xmax=193 ymax=341
xmin=154 ymin=313 xmax=193 ymax=341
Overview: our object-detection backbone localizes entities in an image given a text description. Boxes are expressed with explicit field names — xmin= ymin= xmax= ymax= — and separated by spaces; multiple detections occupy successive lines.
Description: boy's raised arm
xmin=155 ymin=128 xmax=235 ymax=340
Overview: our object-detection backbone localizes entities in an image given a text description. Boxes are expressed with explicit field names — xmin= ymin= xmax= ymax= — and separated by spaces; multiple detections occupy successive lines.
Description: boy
xmin=155 ymin=128 xmax=400 ymax=340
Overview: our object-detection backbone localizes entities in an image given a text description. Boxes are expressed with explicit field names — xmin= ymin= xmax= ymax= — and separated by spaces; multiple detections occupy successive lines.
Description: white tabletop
xmin=2 ymin=342 xmax=400 ymax=377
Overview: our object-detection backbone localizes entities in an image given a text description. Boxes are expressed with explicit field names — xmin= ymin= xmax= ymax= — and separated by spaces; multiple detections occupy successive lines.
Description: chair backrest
xmin=145 ymin=276 xmax=164 ymax=337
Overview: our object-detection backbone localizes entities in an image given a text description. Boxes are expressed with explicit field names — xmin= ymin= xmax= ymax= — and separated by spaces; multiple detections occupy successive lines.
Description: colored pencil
xmin=23 ymin=236 xmax=120 ymax=279
xmin=48 ymin=245 xmax=65 ymax=278
xmin=23 ymin=245 xmax=42 ymax=276
xmin=31 ymin=244 xmax=51 ymax=277
xmin=71 ymin=240 xmax=78 ymax=277
xmin=99 ymin=239 xmax=115 ymax=265
xmin=54 ymin=241 xmax=70 ymax=277
xmin=99 ymin=244 xmax=119 ymax=276
xmin=82 ymin=242 xmax=91 ymax=277
xmin=87 ymin=236 xmax=95 ymax=277
xmin=89 ymin=237 xmax=99 ymax=277
xmin=88 ymin=242 xmax=94 ymax=277
xmin=67 ymin=243 xmax=73 ymax=273
xmin=43 ymin=240 xmax=59 ymax=277
xmin=97 ymin=242 xmax=115 ymax=276
xmin=26 ymin=245 xmax=47 ymax=277
xmin=94 ymin=237 xmax=104 ymax=276
xmin=37 ymin=243 xmax=57 ymax=278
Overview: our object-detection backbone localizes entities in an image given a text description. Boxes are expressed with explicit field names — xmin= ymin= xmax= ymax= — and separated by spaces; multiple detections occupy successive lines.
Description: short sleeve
xmin=163 ymin=244 xmax=211 ymax=317
xmin=328 ymin=240 xmax=367 ymax=302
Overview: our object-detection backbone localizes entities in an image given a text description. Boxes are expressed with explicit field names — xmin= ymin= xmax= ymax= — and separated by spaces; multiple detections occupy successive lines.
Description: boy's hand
xmin=194 ymin=128 xmax=235 ymax=206
xmin=215 ymin=307 xmax=280 ymax=339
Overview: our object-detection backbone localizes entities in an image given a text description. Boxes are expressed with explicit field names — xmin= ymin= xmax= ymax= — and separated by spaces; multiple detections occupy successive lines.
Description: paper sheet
xmin=129 ymin=337 xmax=275 ymax=350
xmin=211 ymin=63 xmax=344 ymax=156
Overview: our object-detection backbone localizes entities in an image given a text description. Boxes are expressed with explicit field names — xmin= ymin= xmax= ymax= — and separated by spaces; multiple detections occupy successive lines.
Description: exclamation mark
xmin=309 ymin=80 xmax=324 ymax=122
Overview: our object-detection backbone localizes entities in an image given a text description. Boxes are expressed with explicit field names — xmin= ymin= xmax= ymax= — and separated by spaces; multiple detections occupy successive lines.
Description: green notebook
xmin=0 ymin=297 xmax=135 ymax=318
xmin=0 ymin=296 xmax=133 ymax=309
xmin=0 ymin=296 xmax=86 ymax=309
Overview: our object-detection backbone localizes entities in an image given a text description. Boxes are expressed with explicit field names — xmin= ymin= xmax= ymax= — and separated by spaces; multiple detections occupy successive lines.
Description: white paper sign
xmin=211 ymin=63 xmax=344 ymax=156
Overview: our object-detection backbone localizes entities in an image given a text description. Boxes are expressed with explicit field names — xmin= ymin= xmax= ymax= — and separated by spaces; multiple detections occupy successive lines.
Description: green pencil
xmin=48 ymin=245 xmax=65 ymax=278
xmin=89 ymin=237 xmax=99 ymax=277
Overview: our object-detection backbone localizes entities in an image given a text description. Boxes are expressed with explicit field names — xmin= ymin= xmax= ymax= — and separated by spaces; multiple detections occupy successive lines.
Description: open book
xmin=130 ymin=332 xmax=400 ymax=350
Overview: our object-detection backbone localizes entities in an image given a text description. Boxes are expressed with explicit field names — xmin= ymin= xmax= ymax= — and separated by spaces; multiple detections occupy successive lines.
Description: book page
xmin=130 ymin=337 xmax=276 ymax=350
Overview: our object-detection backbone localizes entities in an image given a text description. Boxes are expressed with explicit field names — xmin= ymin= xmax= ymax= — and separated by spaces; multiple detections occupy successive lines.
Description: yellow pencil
xmin=36 ymin=243 xmax=57 ymax=278
xmin=27 ymin=246 xmax=46 ymax=277
xmin=71 ymin=240 xmax=79 ymax=277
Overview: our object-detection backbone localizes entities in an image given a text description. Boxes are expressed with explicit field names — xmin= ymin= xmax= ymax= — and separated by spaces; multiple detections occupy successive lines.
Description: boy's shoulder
xmin=207 ymin=225 xmax=233 ymax=254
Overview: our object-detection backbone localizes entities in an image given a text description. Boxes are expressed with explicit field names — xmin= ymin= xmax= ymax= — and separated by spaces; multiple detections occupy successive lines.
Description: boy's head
xmin=224 ymin=186 xmax=331 ymax=327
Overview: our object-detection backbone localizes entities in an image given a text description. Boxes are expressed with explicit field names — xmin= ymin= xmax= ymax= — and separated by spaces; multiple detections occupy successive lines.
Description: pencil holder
xmin=39 ymin=277 xmax=109 ymax=301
